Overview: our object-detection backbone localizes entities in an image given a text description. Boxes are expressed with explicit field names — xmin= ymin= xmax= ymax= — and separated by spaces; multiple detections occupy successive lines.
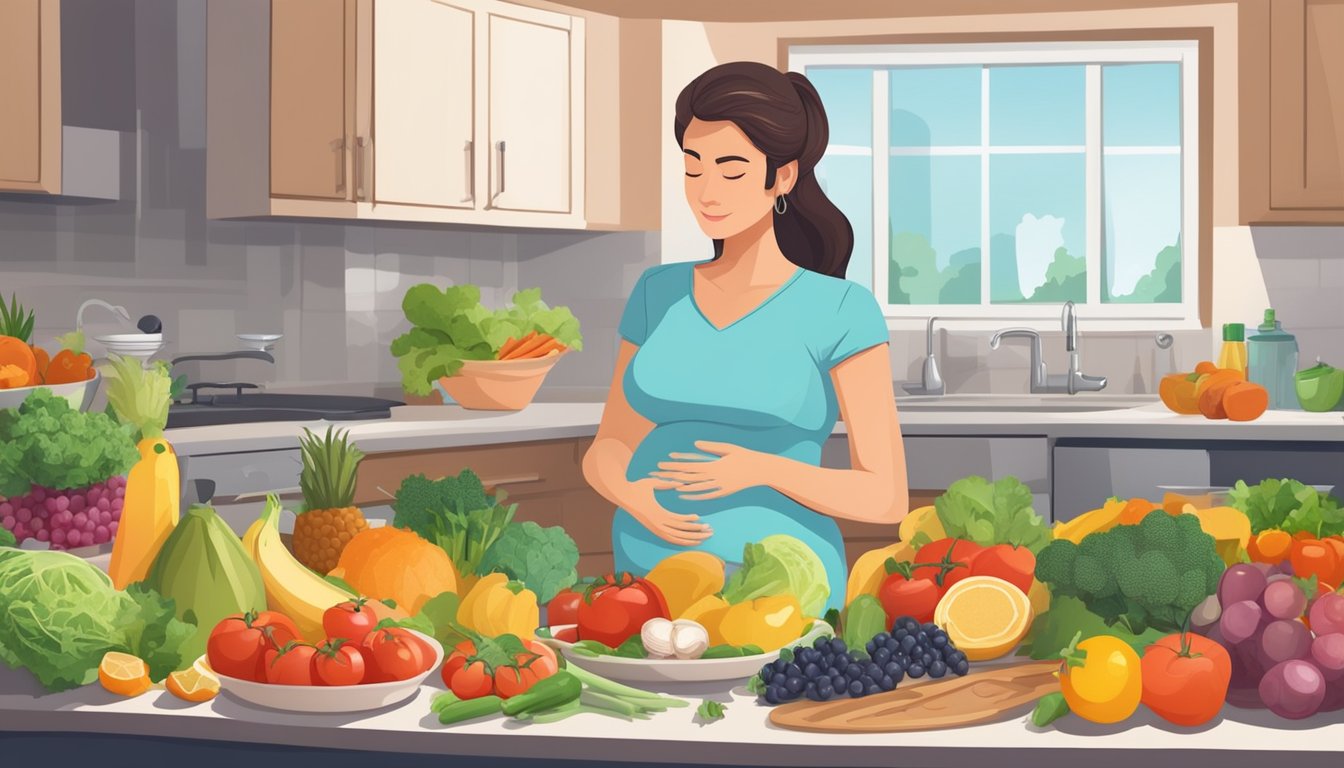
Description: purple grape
xmin=68 ymin=495 xmax=85 ymax=513
xmin=96 ymin=498 xmax=110 ymax=513
xmin=86 ymin=489 xmax=101 ymax=505
xmin=1220 ymin=564 xmax=1268 ymax=606
xmin=1311 ymin=634 xmax=1344 ymax=682
xmin=1221 ymin=600 xmax=1263 ymax=644
xmin=72 ymin=512 xmax=88 ymax=528
xmin=30 ymin=517 xmax=43 ymax=532
xmin=1259 ymin=620 xmax=1312 ymax=665
xmin=34 ymin=528 xmax=49 ymax=542
xmin=30 ymin=487 xmax=45 ymax=503
xmin=15 ymin=507 xmax=31 ymax=524
xmin=82 ymin=519 xmax=95 ymax=533
xmin=111 ymin=498 xmax=123 ymax=511
xmin=1309 ymin=594 xmax=1344 ymax=637
xmin=93 ymin=526 xmax=110 ymax=544
xmin=108 ymin=520 xmax=119 ymax=536
xmin=2 ymin=516 xmax=14 ymax=530
xmin=114 ymin=486 xmax=124 ymax=498
xmin=0 ymin=502 xmax=11 ymax=517
xmin=13 ymin=524 xmax=27 ymax=541
xmin=1263 ymin=579 xmax=1308 ymax=620
xmin=1260 ymin=660 xmax=1326 ymax=719
xmin=50 ymin=528 xmax=66 ymax=546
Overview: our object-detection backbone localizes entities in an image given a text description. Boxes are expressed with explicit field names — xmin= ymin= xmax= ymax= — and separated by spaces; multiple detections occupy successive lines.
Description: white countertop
xmin=163 ymin=399 xmax=1344 ymax=458
xmin=0 ymin=664 xmax=1339 ymax=767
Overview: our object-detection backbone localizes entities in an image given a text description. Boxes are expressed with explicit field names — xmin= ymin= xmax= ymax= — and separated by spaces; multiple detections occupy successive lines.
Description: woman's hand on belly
xmin=651 ymin=440 xmax=779 ymax=502
xmin=625 ymin=477 xmax=715 ymax=546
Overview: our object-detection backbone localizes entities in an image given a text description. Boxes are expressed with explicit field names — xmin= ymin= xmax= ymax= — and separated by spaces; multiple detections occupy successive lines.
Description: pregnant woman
xmin=583 ymin=61 xmax=909 ymax=614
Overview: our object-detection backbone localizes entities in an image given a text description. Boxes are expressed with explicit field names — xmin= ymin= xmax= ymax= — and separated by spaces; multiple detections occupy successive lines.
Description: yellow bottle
xmin=1217 ymin=323 xmax=1247 ymax=374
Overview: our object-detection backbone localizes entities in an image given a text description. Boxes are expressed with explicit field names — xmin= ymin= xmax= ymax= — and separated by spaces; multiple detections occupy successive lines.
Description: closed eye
xmin=724 ymin=173 xmax=745 ymax=180
xmin=685 ymin=172 xmax=702 ymax=178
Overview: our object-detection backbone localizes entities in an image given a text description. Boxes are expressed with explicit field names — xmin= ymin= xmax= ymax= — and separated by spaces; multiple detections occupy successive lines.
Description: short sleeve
xmin=617 ymin=269 xmax=652 ymax=345
xmin=823 ymin=284 xmax=889 ymax=368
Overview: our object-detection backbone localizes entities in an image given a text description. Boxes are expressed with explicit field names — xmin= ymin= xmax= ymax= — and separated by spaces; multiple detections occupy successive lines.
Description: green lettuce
xmin=721 ymin=535 xmax=829 ymax=617
xmin=1017 ymin=595 xmax=1164 ymax=660
xmin=0 ymin=388 xmax=139 ymax=496
xmin=929 ymin=475 xmax=1051 ymax=554
xmin=840 ymin=594 xmax=888 ymax=650
xmin=1228 ymin=478 xmax=1344 ymax=537
xmin=390 ymin=284 xmax=583 ymax=395
xmin=0 ymin=528 xmax=14 ymax=548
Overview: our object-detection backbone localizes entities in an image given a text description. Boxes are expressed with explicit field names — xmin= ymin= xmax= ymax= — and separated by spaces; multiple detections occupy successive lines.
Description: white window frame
xmin=789 ymin=41 xmax=1201 ymax=332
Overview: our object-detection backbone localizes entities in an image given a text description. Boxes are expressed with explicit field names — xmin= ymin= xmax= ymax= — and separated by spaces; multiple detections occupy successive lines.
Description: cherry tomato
xmin=312 ymin=640 xmax=366 ymax=686
xmin=449 ymin=660 xmax=494 ymax=700
xmin=576 ymin=572 xmax=670 ymax=648
xmin=322 ymin=598 xmax=379 ymax=645
xmin=877 ymin=559 xmax=941 ymax=625
xmin=440 ymin=639 xmax=477 ymax=688
xmin=264 ymin=642 xmax=318 ymax=685
xmin=362 ymin=627 xmax=429 ymax=683
xmin=547 ymin=586 xmax=585 ymax=627
xmin=912 ymin=539 xmax=983 ymax=596
xmin=969 ymin=544 xmax=1036 ymax=595
xmin=207 ymin=610 xmax=302 ymax=681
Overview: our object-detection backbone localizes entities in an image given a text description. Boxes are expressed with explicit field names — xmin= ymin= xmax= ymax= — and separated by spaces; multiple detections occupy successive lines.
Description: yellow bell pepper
xmin=846 ymin=541 xmax=912 ymax=606
xmin=457 ymin=572 xmax=539 ymax=639
xmin=1059 ymin=632 xmax=1142 ymax=724
xmin=718 ymin=594 xmax=807 ymax=652
xmin=679 ymin=594 xmax=730 ymax=645
xmin=645 ymin=551 xmax=725 ymax=618
xmin=898 ymin=505 xmax=944 ymax=544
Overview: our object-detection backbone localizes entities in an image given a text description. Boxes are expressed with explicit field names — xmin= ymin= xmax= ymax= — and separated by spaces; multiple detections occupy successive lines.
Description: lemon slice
xmin=166 ymin=661 xmax=221 ymax=703
xmin=99 ymin=652 xmax=152 ymax=697
xmin=934 ymin=576 xmax=1034 ymax=661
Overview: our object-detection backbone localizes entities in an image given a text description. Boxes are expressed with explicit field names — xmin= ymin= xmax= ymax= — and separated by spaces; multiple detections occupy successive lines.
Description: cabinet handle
xmin=496 ymin=140 xmax=506 ymax=202
xmin=355 ymin=136 xmax=369 ymax=201
xmin=331 ymin=138 xmax=346 ymax=193
xmin=478 ymin=473 xmax=543 ymax=489
xmin=463 ymin=139 xmax=474 ymax=203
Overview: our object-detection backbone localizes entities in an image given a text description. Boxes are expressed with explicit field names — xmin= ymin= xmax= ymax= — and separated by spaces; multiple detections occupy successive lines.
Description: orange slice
xmin=99 ymin=652 xmax=152 ymax=697
xmin=166 ymin=657 xmax=220 ymax=703
xmin=934 ymin=576 xmax=1034 ymax=661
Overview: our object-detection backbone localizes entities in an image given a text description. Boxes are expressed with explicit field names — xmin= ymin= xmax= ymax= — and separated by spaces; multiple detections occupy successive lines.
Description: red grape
xmin=1262 ymin=580 xmax=1307 ymax=620
xmin=1309 ymin=594 xmax=1344 ymax=637
xmin=1311 ymin=633 xmax=1344 ymax=682
xmin=1259 ymin=620 xmax=1312 ymax=666
xmin=1260 ymin=660 xmax=1325 ymax=719
xmin=1221 ymin=600 xmax=1263 ymax=644
xmin=1220 ymin=564 xmax=1268 ymax=606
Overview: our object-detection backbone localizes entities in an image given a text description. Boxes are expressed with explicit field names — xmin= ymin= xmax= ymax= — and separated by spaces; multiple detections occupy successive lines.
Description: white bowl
xmin=215 ymin=631 xmax=443 ymax=713
xmin=539 ymin=621 xmax=833 ymax=686
xmin=238 ymin=333 xmax=283 ymax=351
xmin=94 ymin=333 xmax=164 ymax=361
xmin=0 ymin=370 xmax=101 ymax=412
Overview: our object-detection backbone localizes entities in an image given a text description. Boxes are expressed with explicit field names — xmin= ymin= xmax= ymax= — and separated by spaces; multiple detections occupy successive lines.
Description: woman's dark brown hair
xmin=674 ymin=61 xmax=853 ymax=279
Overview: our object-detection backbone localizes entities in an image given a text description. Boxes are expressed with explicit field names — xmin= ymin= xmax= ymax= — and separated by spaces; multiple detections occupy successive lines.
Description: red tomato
xmin=362 ymin=627 xmax=430 ymax=683
xmin=547 ymin=586 xmax=584 ymax=627
xmin=912 ymin=539 xmax=983 ymax=595
xmin=322 ymin=598 xmax=379 ymax=645
xmin=264 ymin=642 xmax=318 ymax=685
xmin=552 ymin=626 xmax=579 ymax=643
xmin=1324 ymin=537 xmax=1344 ymax=588
xmin=207 ymin=610 xmax=302 ymax=681
xmin=440 ymin=640 xmax=477 ymax=688
xmin=877 ymin=560 xmax=941 ymax=624
xmin=576 ymin=572 xmax=670 ymax=648
xmin=969 ymin=544 xmax=1036 ymax=595
xmin=313 ymin=640 xmax=366 ymax=686
xmin=449 ymin=660 xmax=494 ymax=700
xmin=1291 ymin=538 xmax=1341 ymax=587
xmin=491 ymin=640 xmax=560 ymax=699
xmin=1140 ymin=632 xmax=1232 ymax=726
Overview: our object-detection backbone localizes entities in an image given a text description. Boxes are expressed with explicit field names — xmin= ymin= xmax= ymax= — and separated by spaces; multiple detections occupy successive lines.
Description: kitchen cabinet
xmin=1241 ymin=0 xmax=1344 ymax=223
xmin=0 ymin=0 xmax=60 ymax=194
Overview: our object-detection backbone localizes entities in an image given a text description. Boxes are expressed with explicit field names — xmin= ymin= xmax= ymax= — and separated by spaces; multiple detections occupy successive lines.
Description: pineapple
xmin=1 ymin=293 xmax=36 ymax=342
xmin=292 ymin=426 xmax=368 ymax=575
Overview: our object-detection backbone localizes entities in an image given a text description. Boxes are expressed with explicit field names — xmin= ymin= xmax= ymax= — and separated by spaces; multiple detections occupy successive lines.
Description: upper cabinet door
xmin=374 ymin=0 xmax=475 ymax=208
xmin=487 ymin=9 xmax=572 ymax=213
xmin=271 ymin=0 xmax=353 ymax=200
xmin=0 ymin=0 xmax=58 ymax=193
xmin=1270 ymin=0 xmax=1344 ymax=210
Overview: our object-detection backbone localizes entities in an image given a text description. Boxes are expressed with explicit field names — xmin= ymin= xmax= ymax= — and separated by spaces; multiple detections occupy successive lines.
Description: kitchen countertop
xmin=0 ymin=664 xmax=1339 ymax=768
xmin=164 ymin=398 xmax=1344 ymax=458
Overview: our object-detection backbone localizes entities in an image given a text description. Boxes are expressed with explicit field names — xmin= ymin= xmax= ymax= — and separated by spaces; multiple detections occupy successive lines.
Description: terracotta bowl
xmin=438 ymin=349 xmax=567 ymax=411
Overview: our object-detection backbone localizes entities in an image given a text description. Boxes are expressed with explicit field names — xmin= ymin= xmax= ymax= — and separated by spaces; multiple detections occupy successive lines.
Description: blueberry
xmin=836 ymin=652 xmax=854 ymax=667
xmin=829 ymin=639 xmax=848 ymax=655
xmin=848 ymin=680 xmax=864 ymax=697
xmin=944 ymin=650 xmax=965 ymax=665
xmin=806 ymin=679 xmax=818 ymax=691
xmin=817 ymin=682 xmax=833 ymax=699
xmin=956 ymin=660 xmax=970 ymax=676
xmin=932 ymin=634 xmax=949 ymax=648
xmin=785 ymin=663 xmax=803 ymax=679
xmin=873 ymin=647 xmax=891 ymax=666
xmin=883 ymin=661 xmax=903 ymax=677
xmin=890 ymin=666 xmax=904 ymax=684
xmin=922 ymin=622 xmax=938 ymax=634
xmin=921 ymin=653 xmax=934 ymax=667
xmin=893 ymin=628 xmax=909 ymax=641
xmin=797 ymin=649 xmax=814 ymax=665
xmin=832 ymin=675 xmax=846 ymax=691
xmin=859 ymin=675 xmax=875 ymax=690
xmin=885 ymin=637 xmax=899 ymax=652
xmin=879 ymin=674 xmax=895 ymax=691
xmin=874 ymin=632 xmax=891 ymax=646
xmin=865 ymin=684 xmax=881 ymax=696
xmin=929 ymin=660 xmax=947 ymax=678
xmin=814 ymin=636 xmax=831 ymax=651
xmin=900 ymin=635 xmax=917 ymax=652
xmin=785 ymin=676 xmax=805 ymax=694
xmin=908 ymin=663 xmax=926 ymax=678
xmin=772 ymin=659 xmax=789 ymax=674
xmin=902 ymin=617 xmax=920 ymax=632
xmin=805 ymin=687 xmax=825 ymax=702
xmin=916 ymin=631 xmax=929 ymax=644
xmin=865 ymin=663 xmax=883 ymax=680
xmin=825 ymin=666 xmax=841 ymax=679
xmin=846 ymin=663 xmax=864 ymax=679
xmin=865 ymin=640 xmax=876 ymax=655
xmin=764 ymin=686 xmax=782 ymax=705
xmin=803 ymin=662 xmax=820 ymax=679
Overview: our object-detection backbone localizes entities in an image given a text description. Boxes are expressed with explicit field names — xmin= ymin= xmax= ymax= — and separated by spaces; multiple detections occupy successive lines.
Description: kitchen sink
xmin=895 ymin=393 xmax=1160 ymax=413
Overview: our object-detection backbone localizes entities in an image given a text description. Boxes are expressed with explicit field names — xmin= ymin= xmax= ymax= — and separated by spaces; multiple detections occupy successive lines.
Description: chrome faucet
xmin=902 ymin=316 xmax=945 ymax=396
xmin=989 ymin=302 xmax=1107 ymax=394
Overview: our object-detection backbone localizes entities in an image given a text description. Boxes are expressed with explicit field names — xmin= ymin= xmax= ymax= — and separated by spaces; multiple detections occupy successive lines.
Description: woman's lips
xmin=701 ymin=212 xmax=729 ymax=222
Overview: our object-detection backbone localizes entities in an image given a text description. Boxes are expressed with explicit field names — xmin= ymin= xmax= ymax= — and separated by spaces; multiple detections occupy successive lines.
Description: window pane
xmin=1103 ymin=63 xmax=1180 ymax=146
xmin=815 ymin=153 xmax=874 ymax=289
xmin=889 ymin=155 xmax=981 ymax=304
xmin=807 ymin=67 xmax=873 ymax=147
xmin=989 ymin=154 xmax=1085 ymax=303
xmin=989 ymin=65 xmax=1085 ymax=146
xmin=889 ymin=66 xmax=981 ymax=147
xmin=1104 ymin=154 xmax=1182 ymax=303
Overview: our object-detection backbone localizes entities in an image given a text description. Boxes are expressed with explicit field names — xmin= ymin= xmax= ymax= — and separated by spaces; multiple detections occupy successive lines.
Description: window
xmin=792 ymin=41 xmax=1199 ymax=329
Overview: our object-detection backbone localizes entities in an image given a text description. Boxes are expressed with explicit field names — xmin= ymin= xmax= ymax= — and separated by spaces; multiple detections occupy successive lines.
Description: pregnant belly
xmin=626 ymin=421 xmax=822 ymax=480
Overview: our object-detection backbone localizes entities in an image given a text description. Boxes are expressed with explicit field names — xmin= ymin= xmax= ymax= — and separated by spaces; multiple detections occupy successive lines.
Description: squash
xmin=1158 ymin=372 xmax=1202 ymax=414
xmin=330 ymin=526 xmax=458 ymax=615
xmin=644 ymin=551 xmax=725 ymax=619
xmin=1187 ymin=505 xmax=1252 ymax=565
xmin=1052 ymin=498 xmax=1127 ymax=544
xmin=845 ymin=541 xmax=912 ymax=606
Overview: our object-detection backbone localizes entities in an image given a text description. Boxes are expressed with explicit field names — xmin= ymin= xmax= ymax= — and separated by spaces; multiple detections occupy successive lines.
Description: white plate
xmin=539 ymin=621 xmax=833 ymax=685
xmin=215 ymin=630 xmax=443 ymax=713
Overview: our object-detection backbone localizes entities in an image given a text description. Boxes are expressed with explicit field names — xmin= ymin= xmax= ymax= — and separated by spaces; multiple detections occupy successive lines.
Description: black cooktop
xmin=166 ymin=392 xmax=405 ymax=429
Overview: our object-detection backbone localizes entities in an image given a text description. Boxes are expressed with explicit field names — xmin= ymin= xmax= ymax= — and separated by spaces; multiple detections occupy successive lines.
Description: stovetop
xmin=166 ymin=391 xmax=404 ymax=429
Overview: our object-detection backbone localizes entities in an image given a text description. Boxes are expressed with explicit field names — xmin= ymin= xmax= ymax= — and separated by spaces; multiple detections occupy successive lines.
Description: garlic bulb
xmin=641 ymin=617 xmax=675 ymax=658
xmin=670 ymin=619 xmax=710 ymax=660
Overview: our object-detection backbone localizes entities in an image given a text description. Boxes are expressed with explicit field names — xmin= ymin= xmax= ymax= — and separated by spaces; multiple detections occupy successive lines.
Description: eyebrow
xmin=682 ymin=149 xmax=750 ymax=164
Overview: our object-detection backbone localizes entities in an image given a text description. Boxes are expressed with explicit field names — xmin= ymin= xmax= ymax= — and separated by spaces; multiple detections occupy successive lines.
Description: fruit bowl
xmin=437 ymin=349 xmax=567 ymax=411
xmin=0 ymin=369 xmax=100 ymax=412
xmin=538 ymin=621 xmax=833 ymax=686
xmin=214 ymin=630 xmax=443 ymax=713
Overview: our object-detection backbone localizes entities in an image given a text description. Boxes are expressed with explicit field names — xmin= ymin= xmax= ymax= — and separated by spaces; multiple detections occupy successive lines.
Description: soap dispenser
xmin=1247 ymin=308 xmax=1299 ymax=410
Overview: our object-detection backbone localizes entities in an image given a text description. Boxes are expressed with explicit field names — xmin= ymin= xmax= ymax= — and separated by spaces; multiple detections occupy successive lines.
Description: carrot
xmin=498 ymin=331 xmax=536 ymax=360
xmin=518 ymin=338 xmax=565 ymax=359
xmin=0 ymin=336 xmax=37 ymax=385
xmin=502 ymin=332 xmax=553 ymax=360
xmin=45 ymin=348 xmax=93 ymax=385
xmin=1223 ymin=381 xmax=1269 ymax=422
xmin=497 ymin=337 xmax=521 ymax=359
xmin=31 ymin=345 xmax=49 ymax=384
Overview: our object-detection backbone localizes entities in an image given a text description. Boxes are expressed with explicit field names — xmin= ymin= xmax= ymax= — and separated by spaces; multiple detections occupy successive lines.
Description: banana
xmin=249 ymin=494 xmax=356 ymax=642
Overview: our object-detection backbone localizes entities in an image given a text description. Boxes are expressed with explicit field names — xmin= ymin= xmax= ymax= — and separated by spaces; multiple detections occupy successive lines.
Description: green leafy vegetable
xmin=568 ymin=636 xmax=648 ymax=659
xmin=0 ymin=389 xmax=139 ymax=497
xmin=1018 ymin=596 xmax=1166 ymax=660
xmin=378 ymin=590 xmax=472 ymax=650
xmin=840 ymin=595 xmax=888 ymax=651
xmin=0 ymin=528 xmax=14 ymax=548
xmin=475 ymin=521 xmax=579 ymax=604
xmin=746 ymin=673 xmax=768 ymax=695
xmin=0 ymin=549 xmax=195 ymax=691
xmin=55 ymin=329 xmax=85 ymax=355
xmin=391 ymin=284 xmax=584 ymax=396
xmin=695 ymin=699 xmax=727 ymax=723
xmin=392 ymin=469 xmax=517 ymax=578
xmin=102 ymin=355 xmax=173 ymax=440
xmin=721 ymin=534 xmax=830 ymax=617
xmin=934 ymin=476 xmax=1052 ymax=554
xmin=1228 ymin=478 xmax=1344 ymax=537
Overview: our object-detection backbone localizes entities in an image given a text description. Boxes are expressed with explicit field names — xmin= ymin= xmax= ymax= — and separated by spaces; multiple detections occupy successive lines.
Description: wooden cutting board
xmin=768 ymin=660 xmax=1060 ymax=733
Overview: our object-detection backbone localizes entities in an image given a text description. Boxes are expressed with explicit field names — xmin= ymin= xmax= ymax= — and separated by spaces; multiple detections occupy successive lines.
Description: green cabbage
xmin=721 ymin=534 xmax=829 ymax=617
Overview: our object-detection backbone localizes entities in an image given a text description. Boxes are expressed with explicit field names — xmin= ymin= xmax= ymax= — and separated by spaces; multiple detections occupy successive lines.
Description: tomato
xmin=576 ymin=572 xmax=670 ymax=648
xmin=440 ymin=639 xmax=477 ymax=687
xmin=323 ymin=598 xmax=379 ymax=645
xmin=362 ymin=627 xmax=430 ymax=683
xmin=547 ymin=586 xmax=584 ymax=627
xmin=207 ymin=610 xmax=302 ymax=681
xmin=1140 ymin=632 xmax=1232 ymax=726
xmin=912 ymin=539 xmax=983 ymax=596
xmin=313 ymin=640 xmax=366 ymax=686
xmin=877 ymin=559 xmax=940 ymax=624
xmin=264 ymin=642 xmax=318 ymax=685
xmin=969 ymin=544 xmax=1036 ymax=595
xmin=1060 ymin=634 xmax=1142 ymax=724
xmin=449 ymin=660 xmax=495 ymax=700
xmin=1290 ymin=538 xmax=1340 ymax=586
xmin=553 ymin=626 xmax=579 ymax=643
xmin=1315 ymin=536 xmax=1344 ymax=589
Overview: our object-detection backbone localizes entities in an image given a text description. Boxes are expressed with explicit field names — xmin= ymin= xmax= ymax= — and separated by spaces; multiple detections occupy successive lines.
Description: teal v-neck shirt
xmin=613 ymin=260 xmax=889 ymax=614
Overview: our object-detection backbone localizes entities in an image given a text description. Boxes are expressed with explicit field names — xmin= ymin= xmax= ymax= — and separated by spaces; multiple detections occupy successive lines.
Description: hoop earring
xmin=774 ymin=195 xmax=788 ymax=215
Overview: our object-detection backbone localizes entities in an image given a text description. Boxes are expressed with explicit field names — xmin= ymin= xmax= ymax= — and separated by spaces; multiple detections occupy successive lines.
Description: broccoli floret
xmin=1035 ymin=540 xmax=1078 ymax=586
xmin=391 ymin=469 xmax=492 ymax=541
xmin=1073 ymin=555 xmax=1110 ymax=595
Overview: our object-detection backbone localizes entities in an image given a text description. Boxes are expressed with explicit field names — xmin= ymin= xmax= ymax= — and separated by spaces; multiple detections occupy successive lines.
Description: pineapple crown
xmin=0 ymin=294 xmax=35 ymax=343
xmin=298 ymin=426 xmax=365 ymax=511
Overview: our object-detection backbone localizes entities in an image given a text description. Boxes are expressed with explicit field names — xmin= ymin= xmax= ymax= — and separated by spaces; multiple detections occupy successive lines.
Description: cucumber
xmin=437 ymin=695 xmax=504 ymax=725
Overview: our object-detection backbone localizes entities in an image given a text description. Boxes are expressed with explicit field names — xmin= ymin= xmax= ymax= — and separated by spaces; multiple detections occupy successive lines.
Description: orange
xmin=933 ymin=576 xmax=1034 ymax=661
xmin=99 ymin=652 xmax=152 ymax=697
xmin=166 ymin=657 xmax=220 ymax=703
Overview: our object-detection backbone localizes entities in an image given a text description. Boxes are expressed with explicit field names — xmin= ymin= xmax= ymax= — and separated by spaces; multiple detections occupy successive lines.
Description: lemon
xmin=98 ymin=652 xmax=152 ymax=697
xmin=934 ymin=576 xmax=1034 ymax=661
